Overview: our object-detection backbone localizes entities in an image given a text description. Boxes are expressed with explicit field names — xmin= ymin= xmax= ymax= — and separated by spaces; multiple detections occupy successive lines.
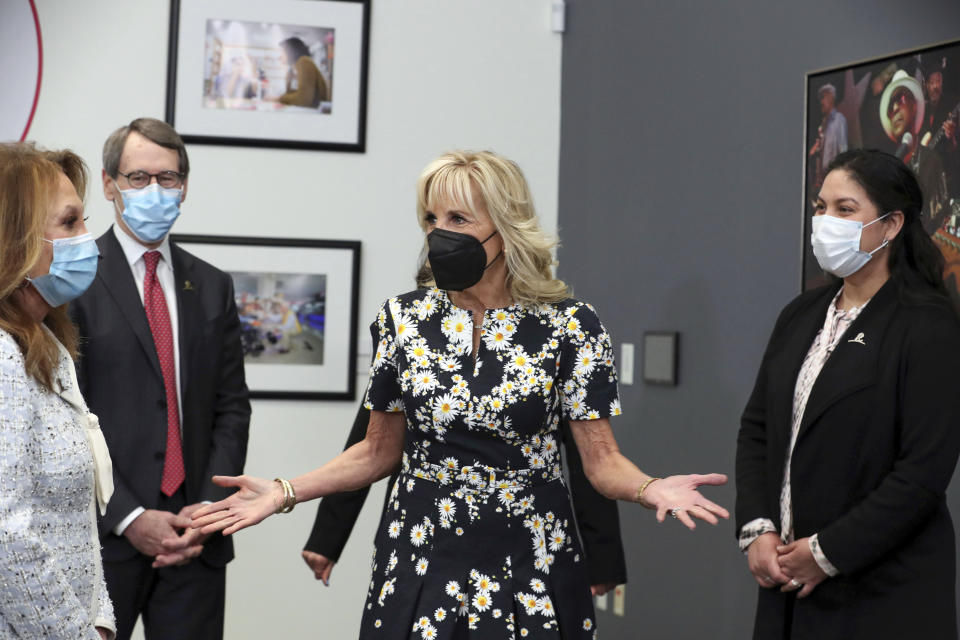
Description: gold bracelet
xmin=636 ymin=477 xmax=660 ymax=507
xmin=283 ymin=478 xmax=296 ymax=513
xmin=273 ymin=478 xmax=296 ymax=513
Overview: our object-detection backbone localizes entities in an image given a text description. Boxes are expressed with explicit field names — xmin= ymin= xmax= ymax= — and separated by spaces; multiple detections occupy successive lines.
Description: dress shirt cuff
xmin=738 ymin=518 xmax=778 ymax=553
xmin=113 ymin=507 xmax=145 ymax=536
xmin=808 ymin=533 xmax=839 ymax=577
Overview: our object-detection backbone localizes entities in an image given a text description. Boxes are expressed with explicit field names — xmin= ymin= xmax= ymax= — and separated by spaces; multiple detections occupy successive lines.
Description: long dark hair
xmin=279 ymin=37 xmax=311 ymax=63
xmin=825 ymin=148 xmax=948 ymax=303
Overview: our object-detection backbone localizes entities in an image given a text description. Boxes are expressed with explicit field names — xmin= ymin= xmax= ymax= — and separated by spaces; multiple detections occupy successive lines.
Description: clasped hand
xmin=747 ymin=532 xmax=827 ymax=598
xmin=640 ymin=473 xmax=729 ymax=530
xmin=124 ymin=504 xmax=212 ymax=568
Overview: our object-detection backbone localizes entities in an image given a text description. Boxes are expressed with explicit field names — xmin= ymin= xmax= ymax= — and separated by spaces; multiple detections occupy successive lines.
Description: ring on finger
xmin=789 ymin=578 xmax=802 ymax=589
xmin=669 ymin=508 xmax=681 ymax=518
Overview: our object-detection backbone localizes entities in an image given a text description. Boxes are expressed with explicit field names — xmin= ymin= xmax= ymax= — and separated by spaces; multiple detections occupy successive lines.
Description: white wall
xmin=28 ymin=1 xmax=562 ymax=637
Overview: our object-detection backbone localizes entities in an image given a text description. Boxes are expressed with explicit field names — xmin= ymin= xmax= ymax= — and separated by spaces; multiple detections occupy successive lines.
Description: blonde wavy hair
xmin=415 ymin=150 xmax=570 ymax=306
xmin=0 ymin=143 xmax=86 ymax=389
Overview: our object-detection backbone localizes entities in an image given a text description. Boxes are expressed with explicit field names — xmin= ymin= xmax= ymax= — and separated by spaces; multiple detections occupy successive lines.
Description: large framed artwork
xmin=165 ymin=0 xmax=371 ymax=152
xmin=803 ymin=38 xmax=960 ymax=301
xmin=170 ymin=234 xmax=361 ymax=400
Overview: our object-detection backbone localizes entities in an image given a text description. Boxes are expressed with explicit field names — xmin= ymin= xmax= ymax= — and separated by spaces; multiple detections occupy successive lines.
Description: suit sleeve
xmin=200 ymin=275 xmax=251 ymax=502
xmin=561 ymin=419 xmax=627 ymax=585
xmin=71 ymin=302 xmax=142 ymax=533
xmin=303 ymin=404 xmax=373 ymax=560
xmin=817 ymin=308 xmax=960 ymax=574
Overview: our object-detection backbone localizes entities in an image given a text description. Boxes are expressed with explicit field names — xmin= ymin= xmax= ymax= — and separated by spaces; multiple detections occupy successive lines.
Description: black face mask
xmin=427 ymin=228 xmax=501 ymax=291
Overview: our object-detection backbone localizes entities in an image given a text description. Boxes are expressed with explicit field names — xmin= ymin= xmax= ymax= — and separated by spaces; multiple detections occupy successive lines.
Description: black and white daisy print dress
xmin=360 ymin=288 xmax=620 ymax=639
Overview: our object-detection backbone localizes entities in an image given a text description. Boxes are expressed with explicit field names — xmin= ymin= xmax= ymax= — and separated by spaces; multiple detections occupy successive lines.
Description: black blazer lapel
xmin=765 ymin=285 xmax=838 ymax=459
xmin=97 ymin=229 xmax=163 ymax=382
xmin=171 ymin=244 xmax=198 ymax=395
xmin=796 ymin=280 xmax=898 ymax=443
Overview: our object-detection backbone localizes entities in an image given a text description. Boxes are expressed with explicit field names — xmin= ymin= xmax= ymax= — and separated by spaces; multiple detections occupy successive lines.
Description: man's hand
xmin=747 ymin=532 xmax=789 ymax=588
xmin=123 ymin=509 xmax=192 ymax=558
xmin=944 ymin=119 xmax=957 ymax=146
xmin=591 ymin=583 xmax=616 ymax=596
xmin=777 ymin=538 xmax=828 ymax=598
xmin=302 ymin=550 xmax=335 ymax=586
xmin=153 ymin=504 xmax=212 ymax=568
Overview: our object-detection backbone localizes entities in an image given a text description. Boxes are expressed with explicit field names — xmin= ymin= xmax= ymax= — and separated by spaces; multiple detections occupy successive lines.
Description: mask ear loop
xmin=109 ymin=177 xmax=125 ymax=216
xmin=484 ymin=251 xmax=504 ymax=271
xmin=865 ymin=212 xmax=893 ymax=255
xmin=479 ymin=230 xmax=502 ymax=271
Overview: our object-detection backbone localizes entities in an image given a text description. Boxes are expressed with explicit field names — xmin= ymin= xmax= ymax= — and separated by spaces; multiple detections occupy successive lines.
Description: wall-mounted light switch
xmin=620 ymin=343 xmax=634 ymax=385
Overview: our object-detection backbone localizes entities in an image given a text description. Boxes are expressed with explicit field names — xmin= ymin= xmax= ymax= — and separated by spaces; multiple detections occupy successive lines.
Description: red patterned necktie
xmin=143 ymin=251 xmax=185 ymax=496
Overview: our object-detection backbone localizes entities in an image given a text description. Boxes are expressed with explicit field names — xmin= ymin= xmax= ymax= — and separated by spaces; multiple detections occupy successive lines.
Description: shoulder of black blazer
xmin=760 ymin=278 xmax=958 ymax=475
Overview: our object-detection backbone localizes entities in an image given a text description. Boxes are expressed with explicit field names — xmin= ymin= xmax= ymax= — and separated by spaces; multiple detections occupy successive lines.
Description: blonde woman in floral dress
xmin=193 ymin=150 xmax=728 ymax=638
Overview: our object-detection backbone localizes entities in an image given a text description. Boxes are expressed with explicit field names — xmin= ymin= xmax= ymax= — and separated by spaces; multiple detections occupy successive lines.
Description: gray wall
xmin=556 ymin=2 xmax=960 ymax=637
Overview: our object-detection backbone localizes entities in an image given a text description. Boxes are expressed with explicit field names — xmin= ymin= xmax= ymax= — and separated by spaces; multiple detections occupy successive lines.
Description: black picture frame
xmin=171 ymin=234 xmax=361 ymax=400
xmin=165 ymin=0 xmax=371 ymax=152
xmin=803 ymin=38 xmax=960 ymax=299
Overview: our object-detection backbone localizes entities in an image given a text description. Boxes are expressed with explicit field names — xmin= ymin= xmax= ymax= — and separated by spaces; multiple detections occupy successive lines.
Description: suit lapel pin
xmin=183 ymin=280 xmax=195 ymax=291
xmin=847 ymin=332 xmax=866 ymax=345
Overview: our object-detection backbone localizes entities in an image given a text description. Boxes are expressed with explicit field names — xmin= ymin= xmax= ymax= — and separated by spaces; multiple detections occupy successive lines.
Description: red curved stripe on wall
xmin=20 ymin=0 xmax=43 ymax=141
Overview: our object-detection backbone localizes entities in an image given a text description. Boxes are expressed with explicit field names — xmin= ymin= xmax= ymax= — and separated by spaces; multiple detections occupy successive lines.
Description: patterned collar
xmin=819 ymin=286 xmax=869 ymax=349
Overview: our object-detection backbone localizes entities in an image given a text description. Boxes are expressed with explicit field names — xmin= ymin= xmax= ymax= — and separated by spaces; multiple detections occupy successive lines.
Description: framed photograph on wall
xmin=165 ymin=0 xmax=371 ymax=152
xmin=171 ymin=234 xmax=361 ymax=400
xmin=803 ymin=38 xmax=960 ymax=303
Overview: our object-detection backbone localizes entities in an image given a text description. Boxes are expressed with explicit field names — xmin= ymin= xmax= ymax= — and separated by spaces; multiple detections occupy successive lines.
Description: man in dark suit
xmin=71 ymin=118 xmax=250 ymax=640
xmin=302 ymin=405 xmax=627 ymax=595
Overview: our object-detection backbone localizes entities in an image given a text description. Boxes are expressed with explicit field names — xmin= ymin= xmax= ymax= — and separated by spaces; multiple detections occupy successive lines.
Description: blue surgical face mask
xmin=27 ymin=233 xmax=100 ymax=307
xmin=118 ymin=182 xmax=182 ymax=244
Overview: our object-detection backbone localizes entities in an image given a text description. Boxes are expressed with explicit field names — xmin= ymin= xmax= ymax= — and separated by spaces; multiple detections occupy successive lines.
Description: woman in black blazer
xmin=736 ymin=148 xmax=960 ymax=640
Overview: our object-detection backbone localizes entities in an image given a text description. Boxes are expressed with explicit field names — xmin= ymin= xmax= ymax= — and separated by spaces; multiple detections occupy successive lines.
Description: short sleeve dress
xmin=360 ymin=288 xmax=620 ymax=639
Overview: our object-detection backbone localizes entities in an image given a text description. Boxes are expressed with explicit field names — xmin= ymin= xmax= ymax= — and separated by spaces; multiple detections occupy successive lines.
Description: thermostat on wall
xmin=642 ymin=332 xmax=678 ymax=386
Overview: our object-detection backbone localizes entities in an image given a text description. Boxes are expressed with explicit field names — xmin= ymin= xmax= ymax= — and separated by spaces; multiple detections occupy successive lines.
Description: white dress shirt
xmin=111 ymin=225 xmax=183 ymax=536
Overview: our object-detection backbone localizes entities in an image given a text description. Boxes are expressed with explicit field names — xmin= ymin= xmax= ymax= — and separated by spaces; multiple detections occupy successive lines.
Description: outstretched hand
xmin=190 ymin=475 xmax=283 ymax=536
xmin=641 ymin=473 xmax=729 ymax=530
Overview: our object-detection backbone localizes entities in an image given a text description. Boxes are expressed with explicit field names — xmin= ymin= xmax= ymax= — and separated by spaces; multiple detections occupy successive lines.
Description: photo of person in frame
xmin=804 ymin=40 xmax=960 ymax=305
xmin=203 ymin=20 xmax=334 ymax=114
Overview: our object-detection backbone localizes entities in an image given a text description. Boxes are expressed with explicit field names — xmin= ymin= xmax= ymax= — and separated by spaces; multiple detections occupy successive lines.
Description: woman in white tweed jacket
xmin=0 ymin=144 xmax=115 ymax=639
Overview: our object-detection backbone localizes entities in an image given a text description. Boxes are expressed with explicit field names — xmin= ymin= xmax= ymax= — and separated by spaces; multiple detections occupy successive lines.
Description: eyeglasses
xmin=117 ymin=170 xmax=184 ymax=189
xmin=887 ymin=90 xmax=915 ymax=117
